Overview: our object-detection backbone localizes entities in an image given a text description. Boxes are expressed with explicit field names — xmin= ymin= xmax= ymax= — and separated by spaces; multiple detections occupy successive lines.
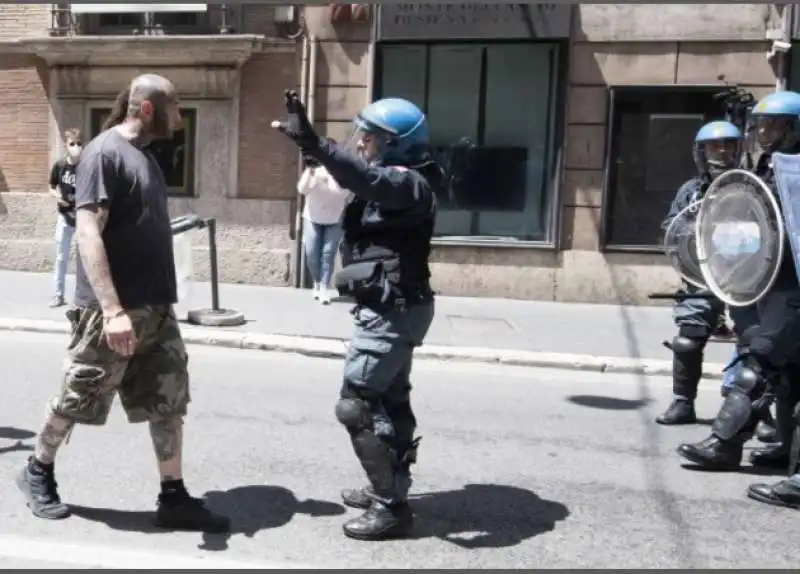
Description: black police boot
xmin=656 ymin=398 xmax=697 ymax=425
xmin=749 ymin=444 xmax=790 ymax=469
xmin=677 ymin=436 xmax=744 ymax=469
xmin=756 ymin=413 xmax=778 ymax=443
xmin=16 ymin=456 xmax=71 ymax=520
xmin=342 ymin=500 xmax=414 ymax=541
xmin=746 ymin=479 xmax=800 ymax=509
xmin=155 ymin=493 xmax=230 ymax=533
xmin=341 ymin=486 xmax=373 ymax=510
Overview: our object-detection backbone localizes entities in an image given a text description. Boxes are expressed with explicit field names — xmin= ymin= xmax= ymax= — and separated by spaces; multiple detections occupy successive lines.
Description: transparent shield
xmin=771 ymin=152 xmax=800 ymax=286
xmin=696 ymin=169 xmax=784 ymax=307
xmin=664 ymin=199 xmax=706 ymax=289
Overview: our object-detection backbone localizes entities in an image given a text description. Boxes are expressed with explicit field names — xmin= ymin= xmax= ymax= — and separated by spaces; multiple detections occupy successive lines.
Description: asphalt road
xmin=0 ymin=331 xmax=794 ymax=569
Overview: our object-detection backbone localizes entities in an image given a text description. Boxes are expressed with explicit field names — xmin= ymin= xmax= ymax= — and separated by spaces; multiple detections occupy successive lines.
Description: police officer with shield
xmin=677 ymin=91 xmax=800 ymax=476
xmin=273 ymin=91 xmax=438 ymax=539
xmin=656 ymin=121 xmax=742 ymax=426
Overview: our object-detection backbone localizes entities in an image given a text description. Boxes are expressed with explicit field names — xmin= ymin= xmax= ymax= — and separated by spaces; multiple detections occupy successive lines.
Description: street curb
xmin=0 ymin=317 xmax=728 ymax=380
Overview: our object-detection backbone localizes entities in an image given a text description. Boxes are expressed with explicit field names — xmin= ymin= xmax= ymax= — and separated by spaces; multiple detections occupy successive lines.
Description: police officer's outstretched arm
xmin=273 ymin=90 xmax=432 ymax=211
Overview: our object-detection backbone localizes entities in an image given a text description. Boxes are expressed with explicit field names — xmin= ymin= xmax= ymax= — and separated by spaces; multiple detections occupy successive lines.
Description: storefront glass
xmin=377 ymin=42 xmax=561 ymax=242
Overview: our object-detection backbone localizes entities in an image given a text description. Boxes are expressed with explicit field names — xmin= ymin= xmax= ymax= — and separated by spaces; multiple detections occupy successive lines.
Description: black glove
xmin=272 ymin=89 xmax=319 ymax=150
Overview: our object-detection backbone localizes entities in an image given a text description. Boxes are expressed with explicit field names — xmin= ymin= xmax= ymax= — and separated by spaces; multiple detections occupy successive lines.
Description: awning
xmin=69 ymin=4 xmax=208 ymax=14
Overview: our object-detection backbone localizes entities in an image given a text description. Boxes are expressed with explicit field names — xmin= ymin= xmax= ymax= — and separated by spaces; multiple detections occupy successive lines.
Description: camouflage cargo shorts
xmin=50 ymin=305 xmax=190 ymax=425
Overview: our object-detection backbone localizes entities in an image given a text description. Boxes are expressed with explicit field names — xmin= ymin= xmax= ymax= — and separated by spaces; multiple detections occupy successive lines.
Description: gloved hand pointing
xmin=271 ymin=89 xmax=320 ymax=150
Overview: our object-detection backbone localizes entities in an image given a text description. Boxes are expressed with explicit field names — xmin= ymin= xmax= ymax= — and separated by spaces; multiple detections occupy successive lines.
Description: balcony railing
xmin=49 ymin=3 xmax=239 ymax=37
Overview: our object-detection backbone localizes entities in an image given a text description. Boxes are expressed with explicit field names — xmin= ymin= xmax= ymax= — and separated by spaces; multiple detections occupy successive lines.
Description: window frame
xmin=599 ymin=84 xmax=732 ymax=254
xmin=372 ymin=39 xmax=568 ymax=249
xmin=86 ymin=103 xmax=198 ymax=198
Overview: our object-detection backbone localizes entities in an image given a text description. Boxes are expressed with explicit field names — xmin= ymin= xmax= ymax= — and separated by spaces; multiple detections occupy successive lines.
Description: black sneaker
xmin=155 ymin=494 xmax=230 ymax=533
xmin=16 ymin=457 xmax=71 ymax=519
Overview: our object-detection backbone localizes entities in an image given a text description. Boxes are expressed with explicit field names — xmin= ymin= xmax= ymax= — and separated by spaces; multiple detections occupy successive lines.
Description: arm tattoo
xmin=36 ymin=421 xmax=75 ymax=464
xmin=149 ymin=418 xmax=182 ymax=463
xmin=75 ymin=206 xmax=122 ymax=314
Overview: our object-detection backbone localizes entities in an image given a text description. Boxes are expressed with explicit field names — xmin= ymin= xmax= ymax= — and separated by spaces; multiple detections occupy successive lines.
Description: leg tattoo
xmin=35 ymin=412 xmax=75 ymax=465
xmin=148 ymin=417 xmax=183 ymax=462
xmin=149 ymin=417 xmax=184 ymax=481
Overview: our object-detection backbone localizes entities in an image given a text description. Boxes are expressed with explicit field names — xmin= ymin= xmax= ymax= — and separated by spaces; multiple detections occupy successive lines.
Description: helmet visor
xmin=704 ymin=139 xmax=740 ymax=168
xmin=345 ymin=119 xmax=391 ymax=163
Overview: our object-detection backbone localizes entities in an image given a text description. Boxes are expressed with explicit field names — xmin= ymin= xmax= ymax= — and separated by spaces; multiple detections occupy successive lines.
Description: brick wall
xmin=0 ymin=55 xmax=50 ymax=194
xmin=0 ymin=4 xmax=50 ymax=40
xmin=236 ymin=51 xmax=300 ymax=200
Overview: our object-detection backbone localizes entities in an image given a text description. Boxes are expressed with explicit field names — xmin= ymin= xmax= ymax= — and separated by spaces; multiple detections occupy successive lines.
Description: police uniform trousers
xmin=713 ymin=285 xmax=800 ymax=442
xmin=337 ymin=301 xmax=434 ymax=506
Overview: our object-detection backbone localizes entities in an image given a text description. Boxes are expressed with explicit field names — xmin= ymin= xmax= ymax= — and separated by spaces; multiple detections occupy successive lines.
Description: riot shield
xmin=663 ymin=200 xmax=706 ymax=289
xmin=772 ymin=152 xmax=800 ymax=286
xmin=695 ymin=169 xmax=784 ymax=307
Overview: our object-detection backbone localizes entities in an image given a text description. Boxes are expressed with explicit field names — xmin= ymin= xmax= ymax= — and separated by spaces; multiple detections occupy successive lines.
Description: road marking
xmin=0 ymin=533 xmax=313 ymax=569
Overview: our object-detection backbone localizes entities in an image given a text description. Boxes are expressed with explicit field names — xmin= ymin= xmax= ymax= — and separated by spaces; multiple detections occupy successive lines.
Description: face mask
xmin=68 ymin=146 xmax=82 ymax=157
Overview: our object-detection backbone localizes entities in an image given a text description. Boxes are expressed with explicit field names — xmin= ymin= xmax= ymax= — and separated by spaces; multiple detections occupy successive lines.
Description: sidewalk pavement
xmin=0 ymin=270 xmax=735 ymax=378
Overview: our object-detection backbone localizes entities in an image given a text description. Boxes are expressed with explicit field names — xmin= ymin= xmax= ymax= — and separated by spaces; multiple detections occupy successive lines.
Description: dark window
xmin=376 ymin=42 xmax=562 ymax=242
xmin=790 ymin=44 xmax=800 ymax=92
xmin=601 ymin=86 xmax=728 ymax=251
xmin=89 ymin=107 xmax=197 ymax=198
xmin=81 ymin=9 xmax=209 ymax=35
xmin=97 ymin=12 xmax=142 ymax=28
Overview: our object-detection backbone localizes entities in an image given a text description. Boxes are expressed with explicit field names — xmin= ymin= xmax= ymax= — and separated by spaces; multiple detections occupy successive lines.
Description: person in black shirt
xmin=48 ymin=128 xmax=81 ymax=308
xmin=16 ymin=75 xmax=229 ymax=534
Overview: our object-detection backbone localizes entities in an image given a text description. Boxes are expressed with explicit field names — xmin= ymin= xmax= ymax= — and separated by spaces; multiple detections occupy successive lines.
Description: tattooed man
xmin=16 ymin=74 xmax=229 ymax=533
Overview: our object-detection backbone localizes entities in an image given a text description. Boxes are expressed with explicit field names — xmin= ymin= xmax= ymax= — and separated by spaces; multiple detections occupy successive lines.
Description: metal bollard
xmin=170 ymin=215 xmax=245 ymax=327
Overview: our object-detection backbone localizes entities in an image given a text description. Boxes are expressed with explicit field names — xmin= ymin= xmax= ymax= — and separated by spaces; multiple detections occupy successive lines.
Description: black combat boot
xmin=342 ymin=500 xmax=414 ymax=541
xmin=656 ymin=398 xmax=697 ymax=425
xmin=155 ymin=491 xmax=230 ymax=533
xmin=749 ymin=444 xmax=790 ymax=469
xmin=677 ymin=435 xmax=744 ymax=469
xmin=16 ymin=456 xmax=71 ymax=519
xmin=746 ymin=480 xmax=800 ymax=509
xmin=341 ymin=486 xmax=373 ymax=509
xmin=756 ymin=411 xmax=778 ymax=443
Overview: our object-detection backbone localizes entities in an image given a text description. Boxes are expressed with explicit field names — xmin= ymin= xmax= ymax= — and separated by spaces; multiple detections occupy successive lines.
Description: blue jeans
xmin=53 ymin=214 xmax=75 ymax=298
xmin=303 ymin=220 xmax=343 ymax=287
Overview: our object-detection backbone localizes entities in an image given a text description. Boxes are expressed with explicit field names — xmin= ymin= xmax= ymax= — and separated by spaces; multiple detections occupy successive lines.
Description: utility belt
xmin=334 ymin=257 xmax=432 ymax=313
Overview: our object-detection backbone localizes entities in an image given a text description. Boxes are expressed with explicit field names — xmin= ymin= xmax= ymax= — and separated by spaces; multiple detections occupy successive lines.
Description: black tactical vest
xmin=341 ymin=195 xmax=433 ymax=287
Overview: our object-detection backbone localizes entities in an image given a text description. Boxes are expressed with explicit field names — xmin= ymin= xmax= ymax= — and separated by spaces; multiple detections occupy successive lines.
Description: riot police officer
xmin=273 ymin=91 xmax=438 ymax=540
xmin=677 ymin=91 xmax=800 ymax=472
xmin=657 ymin=121 xmax=742 ymax=426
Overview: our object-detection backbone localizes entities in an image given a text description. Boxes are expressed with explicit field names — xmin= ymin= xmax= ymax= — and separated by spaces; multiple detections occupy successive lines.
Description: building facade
xmin=0 ymin=3 xmax=789 ymax=304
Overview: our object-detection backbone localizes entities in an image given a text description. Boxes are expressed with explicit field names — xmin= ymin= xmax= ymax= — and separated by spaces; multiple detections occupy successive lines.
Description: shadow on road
xmin=567 ymin=394 xmax=651 ymax=411
xmin=407 ymin=483 xmax=569 ymax=549
xmin=69 ymin=484 xmax=346 ymax=552
xmin=680 ymin=463 xmax=787 ymax=477
xmin=0 ymin=426 xmax=35 ymax=456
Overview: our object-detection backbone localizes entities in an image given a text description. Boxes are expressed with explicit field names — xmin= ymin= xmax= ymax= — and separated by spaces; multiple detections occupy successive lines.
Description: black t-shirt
xmin=49 ymin=159 xmax=77 ymax=226
xmin=73 ymin=129 xmax=177 ymax=309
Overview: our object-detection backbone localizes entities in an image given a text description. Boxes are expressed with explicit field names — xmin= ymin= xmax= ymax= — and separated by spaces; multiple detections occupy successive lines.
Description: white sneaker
xmin=320 ymin=289 xmax=332 ymax=305
xmin=312 ymin=283 xmax=321 ymax=300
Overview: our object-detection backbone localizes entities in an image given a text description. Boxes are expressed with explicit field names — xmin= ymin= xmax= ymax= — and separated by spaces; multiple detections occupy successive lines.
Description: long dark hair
xmin=101 ymin=88 xmax=131 ymax=131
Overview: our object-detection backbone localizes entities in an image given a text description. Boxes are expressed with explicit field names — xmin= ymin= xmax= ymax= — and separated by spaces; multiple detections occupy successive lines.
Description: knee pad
xmin=672 ymin=335 xmax=704 ymax=358
xmin=335 ymin=397 xmax=372 ymax=431
xmin=729 ymin=365 xmax=765 ymax=398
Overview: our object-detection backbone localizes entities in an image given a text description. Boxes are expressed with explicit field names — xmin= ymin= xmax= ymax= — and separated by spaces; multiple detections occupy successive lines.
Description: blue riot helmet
xmin=750 ymin=90 xmax=800 ymax=153
xmin=692 ymin=120 xmax=743 ymax=179
xmin=348 ymin=98 xmax=430 ymax=165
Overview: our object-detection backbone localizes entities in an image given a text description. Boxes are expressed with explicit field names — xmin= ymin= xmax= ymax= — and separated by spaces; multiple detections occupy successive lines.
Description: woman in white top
xmin=298 ymin=153 xmax=351 ymax=304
